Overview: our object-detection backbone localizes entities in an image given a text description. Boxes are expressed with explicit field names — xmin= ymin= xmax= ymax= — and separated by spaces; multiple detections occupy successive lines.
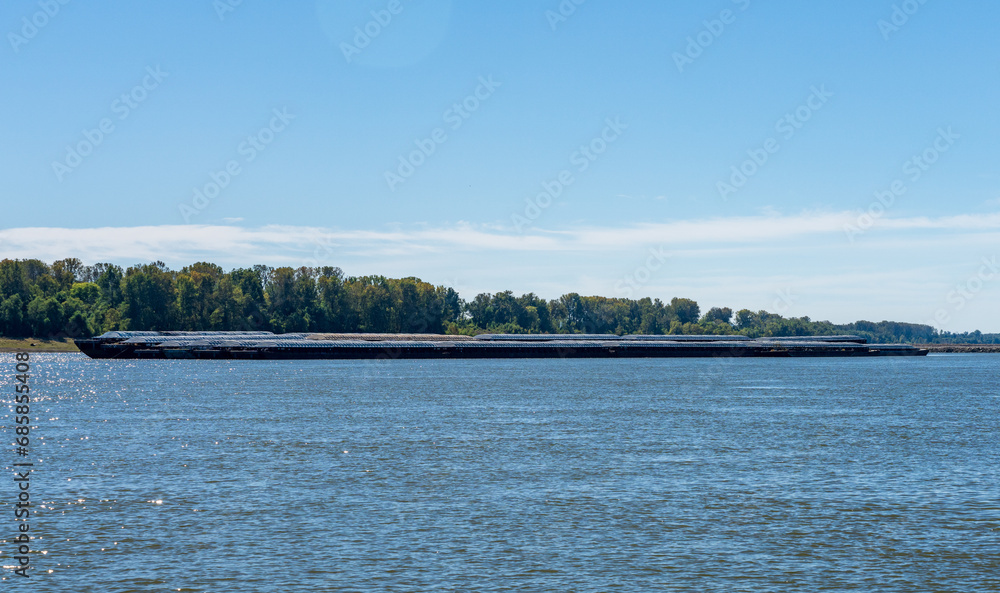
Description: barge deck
xmin=74 ymin=332 xmax=929 ymax=359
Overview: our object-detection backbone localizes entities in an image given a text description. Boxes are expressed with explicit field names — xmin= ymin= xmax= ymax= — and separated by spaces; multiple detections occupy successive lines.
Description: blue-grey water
xmin=3 ymin=353 xmax=999 ymax=592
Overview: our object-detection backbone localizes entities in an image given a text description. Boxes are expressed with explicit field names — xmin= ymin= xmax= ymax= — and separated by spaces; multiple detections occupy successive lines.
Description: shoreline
xmin=0 ymin=337 xmax=80 ymax=353
xmin=917 ymin=344 xmax=1000 ymax=353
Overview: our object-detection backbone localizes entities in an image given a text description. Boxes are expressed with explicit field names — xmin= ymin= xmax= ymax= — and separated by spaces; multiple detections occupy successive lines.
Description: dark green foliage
xmin=70 ymin=282 xmax=102 ymax=306
xmin=670 ymin=298 xmax=701 ymax=325
xmin=122 ymin=263 xmax=176 ymax=331
xmin=702 ymin=307 xmax=733 ymax=324
xmin=96 ymin=265 xmax=125 ymax=308
xmin=0 ymin=260 xmax=29 ymax=302
xmin=0 ymin=258 xmax=996 ymax=343
xmin=26 ymin=296 xmax=64 ymax=336
xmin=0 ymin=295 xmax=28 ymax=336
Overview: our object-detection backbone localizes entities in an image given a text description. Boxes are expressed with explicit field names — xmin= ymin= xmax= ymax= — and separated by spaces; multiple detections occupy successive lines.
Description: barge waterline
xmin=74 ymin=331 xmax=929 ymax=359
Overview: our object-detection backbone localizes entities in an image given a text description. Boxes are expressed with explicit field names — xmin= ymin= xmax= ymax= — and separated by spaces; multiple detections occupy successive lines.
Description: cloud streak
xmin=3 ymin=211 xmax=999 ymax=265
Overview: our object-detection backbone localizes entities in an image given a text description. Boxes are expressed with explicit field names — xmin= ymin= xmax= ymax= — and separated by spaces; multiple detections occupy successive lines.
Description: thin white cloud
xmin=2 ymin=211 xmax=999 ymax=265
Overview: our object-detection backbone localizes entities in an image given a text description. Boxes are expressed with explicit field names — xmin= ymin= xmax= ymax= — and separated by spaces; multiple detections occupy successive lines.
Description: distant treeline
xmin=1 ymin=258 xmax=997 ymax=344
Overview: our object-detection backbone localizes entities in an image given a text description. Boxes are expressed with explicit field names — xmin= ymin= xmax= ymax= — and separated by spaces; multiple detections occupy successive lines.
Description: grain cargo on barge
xmin=74 ymin=331 xmax=929 ymax=359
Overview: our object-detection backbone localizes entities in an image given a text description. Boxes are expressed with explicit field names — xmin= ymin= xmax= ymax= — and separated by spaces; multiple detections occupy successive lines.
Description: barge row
xmin=74 ymin=331 xmax=929 ymax=359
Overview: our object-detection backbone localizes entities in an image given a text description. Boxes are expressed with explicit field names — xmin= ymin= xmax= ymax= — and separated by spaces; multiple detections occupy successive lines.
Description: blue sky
xmin=3 ymin=0 xmax=999 ymax=331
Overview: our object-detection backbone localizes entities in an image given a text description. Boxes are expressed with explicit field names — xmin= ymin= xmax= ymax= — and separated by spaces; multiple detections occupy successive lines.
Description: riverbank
xmin=0 ymin=337 xmax=80 ymax=352
xmin=917 ymin=344 xmax=1000 ymax=353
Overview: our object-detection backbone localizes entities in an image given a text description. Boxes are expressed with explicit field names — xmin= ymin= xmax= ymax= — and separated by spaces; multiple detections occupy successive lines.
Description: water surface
xmin=3 ymin=354 xmax=998 ymax=591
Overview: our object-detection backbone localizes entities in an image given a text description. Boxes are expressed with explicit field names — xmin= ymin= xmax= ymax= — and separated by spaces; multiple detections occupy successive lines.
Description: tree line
xmin=0 ymin=258 xmax=996 ymax=344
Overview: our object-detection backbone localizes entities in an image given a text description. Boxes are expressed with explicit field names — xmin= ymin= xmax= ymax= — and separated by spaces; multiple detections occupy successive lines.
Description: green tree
xmin=360 ymin=282 xmax=392 ymax=332
xmin=96 ymin=264 xmax=125 ymax=308
xmin=229 ymin=268 xmax=267 ymax=331
xmin=0 ymin=260 xmax=29 ymax=302
xmin=669 ymin=298 xmax=701 ymax=325
xmin=70 ymin=282 xmax=102 ymax=306
xmin=51 ymin=258 xmax=84 ymax=291
xmin=122 ymin=264 xmax=177 ymax=330
xmin=317 ymin=267 xmax=346 ymax=331
xmin=0 ymin=295 xmax=28 ymax=336
xmin=702 ymin=307 xmax=733 ymax=324
xmin=467 ymin=293 xmax=494 ymax=329
xmin=27 ymin=296 xmax=64 ymax=336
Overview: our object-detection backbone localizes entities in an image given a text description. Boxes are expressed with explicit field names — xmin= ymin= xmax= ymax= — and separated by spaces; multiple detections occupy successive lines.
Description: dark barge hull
xmin=74 ymin=332 xmax=929 ymax=360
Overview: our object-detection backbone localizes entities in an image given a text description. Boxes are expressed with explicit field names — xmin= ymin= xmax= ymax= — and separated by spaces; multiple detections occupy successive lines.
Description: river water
xmin=3 ymin=353 xmax=998 ymax=592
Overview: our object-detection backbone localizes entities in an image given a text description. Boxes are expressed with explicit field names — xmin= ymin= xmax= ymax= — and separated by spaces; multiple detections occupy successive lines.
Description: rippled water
xmin=3 ymin=353 xmax=999 ymax=592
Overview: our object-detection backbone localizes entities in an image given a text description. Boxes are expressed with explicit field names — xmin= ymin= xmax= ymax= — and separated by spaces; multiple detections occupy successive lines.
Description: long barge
xmin=74 ymin=331 xmax=929 ymax=359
